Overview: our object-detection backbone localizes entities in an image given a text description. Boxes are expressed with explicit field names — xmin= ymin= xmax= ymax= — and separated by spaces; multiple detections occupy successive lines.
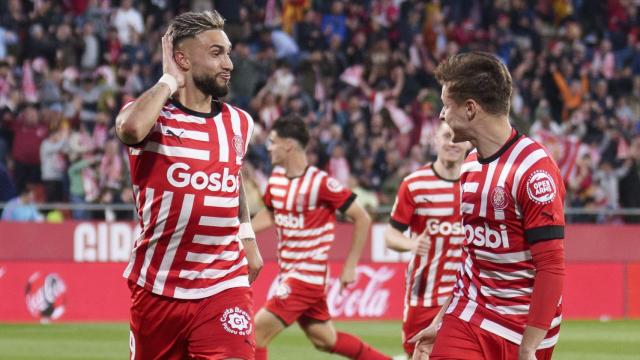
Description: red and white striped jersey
xmin=446 ymin=130 xmax=565 ymax=348
xmin=122 ymin=100 xmax=254 ymax=300
xmin=389 ymin=163 xmax=464 ymax=309
xmin=263 ymin=166 xmax=355 ymax=287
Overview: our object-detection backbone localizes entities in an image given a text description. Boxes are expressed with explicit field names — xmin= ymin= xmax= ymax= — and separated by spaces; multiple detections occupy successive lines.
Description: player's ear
xmin=173 ymin=45 xmax=190 ymax=71
xmin=465 ymin=99 xmax=477 ymax=122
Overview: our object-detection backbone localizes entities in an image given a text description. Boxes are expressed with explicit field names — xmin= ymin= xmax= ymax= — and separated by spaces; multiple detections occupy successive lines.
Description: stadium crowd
xmin=1 ymin=0 xmax=640 ymax=223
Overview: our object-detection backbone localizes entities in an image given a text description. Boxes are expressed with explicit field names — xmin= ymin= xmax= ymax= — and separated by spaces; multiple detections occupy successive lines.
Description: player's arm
xmin=251 ymin=208 xmax=274 ymax=233
xmin=238 ymin=173 xmax=263 ymax=284
xmin=385 ymin=180 xmax=429 ymax=255
xmin=116 ymin=33 xmax=184 ymax=145
xmin=340 ymin=200 xmax=372 ymax=289
xmin=408 ymin=295 xmax=452 ymax=359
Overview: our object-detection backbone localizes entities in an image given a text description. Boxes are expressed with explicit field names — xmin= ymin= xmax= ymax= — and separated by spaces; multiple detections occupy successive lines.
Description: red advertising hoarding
xmin=0 ymin=221 xmax=639 ymax=322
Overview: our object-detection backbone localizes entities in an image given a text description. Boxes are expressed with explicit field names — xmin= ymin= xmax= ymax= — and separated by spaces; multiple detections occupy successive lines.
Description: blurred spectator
xmin=39 ymin=128 xmax=68 ymax=203
xmin=112 ymin=0 xmax=144 ymax=46
xmin=67 ymin=153 xmax=99 ymax=220
xmin=348 ymin=175 xmax=379 ymax=214
xmin=619 ymin=137 xmax=640 ymax=223
xmin=11 ymin=103 xmax=47 ymax=194
xmin=1 ymin=184 xmax=44 ymax=222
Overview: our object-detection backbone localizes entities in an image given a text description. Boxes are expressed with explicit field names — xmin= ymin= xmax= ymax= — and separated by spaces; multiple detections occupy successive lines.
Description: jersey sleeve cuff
xmin=389 ymin=218 xmax=409 ymax=232
xmin=525 ymin=225 xmax=564 ymax=244
xmin=338 ymin=193 xmax=357 ymax=213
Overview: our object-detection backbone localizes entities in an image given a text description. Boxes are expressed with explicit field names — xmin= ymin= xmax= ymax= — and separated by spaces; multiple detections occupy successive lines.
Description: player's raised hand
xmin=161 ymin=31 xmax=185 ymax=88
xmin=339 ymin=265 xmax=357 ymax=292
xmin=412 ymin=230 xmax=431 ymax=257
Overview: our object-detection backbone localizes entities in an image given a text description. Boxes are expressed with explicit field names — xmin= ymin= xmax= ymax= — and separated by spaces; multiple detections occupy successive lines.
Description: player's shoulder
xmin=403 ymin=163 xmax=435 ymax=182
xmin=517 ymin=134 xmax=559 ymax=171
xmin=270 ymin=166 xmax=287 ymax=177
xmin=460 ymin=149 xmax=481 ymax=173
xmin=221 ymin=102 xmax=254 ymax=123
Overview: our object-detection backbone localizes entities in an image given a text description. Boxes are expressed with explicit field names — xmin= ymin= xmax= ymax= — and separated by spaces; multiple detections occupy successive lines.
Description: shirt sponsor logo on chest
xmin=274 ymin=213 xmax=305 ymax=229
xmin=426 ymin=219 xmax=464 ymax=236
xmin=166 ymin=162 xmax=239 ymax=193
xmin=465 ymin=222 xmax=510 ymax=249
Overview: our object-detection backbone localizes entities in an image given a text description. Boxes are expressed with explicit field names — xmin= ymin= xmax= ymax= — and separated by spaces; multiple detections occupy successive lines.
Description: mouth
xmin=218 ymin=73 xmax=231 ymax=81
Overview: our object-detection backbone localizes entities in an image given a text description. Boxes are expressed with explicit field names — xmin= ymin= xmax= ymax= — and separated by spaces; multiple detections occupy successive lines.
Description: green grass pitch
xmin=0 ymin=320 xmax=638 ymax=359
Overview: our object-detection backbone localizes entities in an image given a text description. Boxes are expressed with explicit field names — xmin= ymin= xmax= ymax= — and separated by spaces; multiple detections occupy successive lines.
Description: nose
xmin=439 ymin=108 xmax=445 ymax=121
xmin=222 ymin=54 xmax=233 ymax=72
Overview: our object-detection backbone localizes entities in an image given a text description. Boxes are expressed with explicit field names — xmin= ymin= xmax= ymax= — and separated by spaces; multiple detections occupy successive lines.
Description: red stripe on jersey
xmin=450 ymin=132 xmax=565 ymax=348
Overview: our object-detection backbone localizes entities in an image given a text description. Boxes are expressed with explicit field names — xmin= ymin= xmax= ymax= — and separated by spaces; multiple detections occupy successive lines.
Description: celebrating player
xmin=410 ymin=52 xmax=565 ymax=360
xmin=115 ymin=11 xmax=262 ymax=360
xmin=251 ymin=115 xmax=390 ymax=360
xmin=384 ymin=121 xmax=470 ymax=357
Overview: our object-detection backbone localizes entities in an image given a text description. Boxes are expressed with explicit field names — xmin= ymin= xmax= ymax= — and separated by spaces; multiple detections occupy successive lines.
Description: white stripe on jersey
xmin=474 ymin=249 xmax=532 ymax=264
xmin=212 ymin=113 xmax=229 ymax=162
xmin=217 ymin=250 xmax=241 ymax=261
xmin=144 ymin=141 xmax=210 ymax=161
xmin=180 ymin=257 xmax=247 ymax=278
xmin=173 ymin=275 xmax=249 ymax=299
xmin=308 ymin=172 xmax=327 ymax=209
xmin=199 ymin=216 xmax=240 ymax=227
xmin=405 ymin=169 xmax=435 ymax=180
xmin=479 ymin=268 xmax=535 ymax=280
xmin=138 ymin=190 xmax=173 ymax=285
xmin=408 ymin=180 xmax=454 ymax=191
xmin=269 ymin=177 xmax=289 ymax=186
xmin=447 ymin=249 xmax=463 ymax=257
xmin=480 ymin=286 xmax=533 ymax=298
xmin=461 ymin=161 xmax=482 ymax=174
xmin=160 ymin=110 xmax=206 ymax=124
xmin=272 ymin=200 xmax=284 ymax=209
xmin=479 ymin=160 xmax=498 ymax=217
xmin=415 ymin=207 xmax=454 ymax=216
xmin=226 ymin=104 xmax=243 ymax=164
xmin=485 ymin=303 xmax=530 ymax=315
xmin=153 ymin=194 xmax=194 ymax=293
xmin=154 ymin=123 xmax=209 ymax=141
xmin=280 ymin=246 xmax=331 ymax=260
xmin=204 ymin=195 xmax=239 ymax=208
xmin=462 ymin=182 xmax=479 ymax=193
xmin=280 ymin=262 xmax=327 ymax=272
xmin=460 ymin=297 xmax=478 ymax=321
xmin=286 ymin=272 xmax=325 ymax=285
xmin=282 ymin=223 xmax=334 ymax=237
xmin=281 ymin=234 xmax=334 ymax=248
xmin=494 ymin=138 xmax=534 ymax=220
xmin=414 ymin=193 xmax=454 ymax=203
xmin=409 ymin=256 xmax=427 ymax=307
xmin=270 ymin=188 xmax=287 ymax=198
xmin=141 ymin=188 xmax=154 ymax=232
xmin=192 ymin=234 xmax=236 ymax=246
xmin=286 ymin=178 xmax=301 ymax=211
xmin=296 ymin=167 xmax=317 ymax=212
xmin=461 ymin=202 xmax=475 ymax=214
xmin=479 ymin=318 xmax=560 ymax=348
xmin=423 ymin=237 xmax=444 ymax=307
xmin=437 ymin=285 xmax=454 ymax=294
xmin=184 ymin=250 xmax=240 ymax=264
xmin=441 ymin=275 xmax=458 ymax=282
xmin=443 ymin=261 xmax=461 ymax=270
xmin=511 ymin=148 xmax=548 ymax=201
xmin=234 ymin=107 xmax=254 ymax=153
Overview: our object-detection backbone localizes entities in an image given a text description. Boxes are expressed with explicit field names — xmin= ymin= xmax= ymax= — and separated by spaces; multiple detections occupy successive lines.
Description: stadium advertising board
xmin=1 ymin=221 xmax=639 ymax=321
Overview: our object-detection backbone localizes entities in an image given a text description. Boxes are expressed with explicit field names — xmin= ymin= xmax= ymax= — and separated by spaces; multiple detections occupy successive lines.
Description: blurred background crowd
xmin=1 ymin=0 xmax=640 ymax=223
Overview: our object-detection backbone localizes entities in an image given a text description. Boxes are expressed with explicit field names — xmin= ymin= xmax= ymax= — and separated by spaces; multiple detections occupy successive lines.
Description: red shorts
xmin=129 ymin=281 xmax=255 ymax=360
xmin=264 ymin=277 xmax=330 ymax=325
xmin=402 ymin=306 xmax=440 ymax=355
xmin=430 ymin=314 xmax=555 ymax=360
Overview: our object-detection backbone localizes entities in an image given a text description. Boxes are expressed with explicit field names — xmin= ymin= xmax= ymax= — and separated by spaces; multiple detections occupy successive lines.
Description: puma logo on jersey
xmin=165 ymin=129 xmax=185 ymax=142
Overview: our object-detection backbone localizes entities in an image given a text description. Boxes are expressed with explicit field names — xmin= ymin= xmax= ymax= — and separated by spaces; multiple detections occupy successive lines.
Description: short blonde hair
xmin=169 ymin=10 xmax=225 ymax=46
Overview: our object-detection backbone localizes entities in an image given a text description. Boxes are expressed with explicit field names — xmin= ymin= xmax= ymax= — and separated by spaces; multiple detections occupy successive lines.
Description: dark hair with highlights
xmin=169 ymin=10 xmax=225 ymax=46
xmin=434 ymin=51 xmax=512 ymax=115
xmin=271 ymin=114 xmax=310 ymax=148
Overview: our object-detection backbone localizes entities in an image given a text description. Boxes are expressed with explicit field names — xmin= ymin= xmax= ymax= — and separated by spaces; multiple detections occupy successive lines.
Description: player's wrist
xmin=158 ymin=73 xmax=178 ymax=95
xmin=238 ymin=222 xmax=255 ymax=240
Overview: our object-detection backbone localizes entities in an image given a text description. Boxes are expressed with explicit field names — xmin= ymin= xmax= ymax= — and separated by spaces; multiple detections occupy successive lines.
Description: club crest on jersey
xmin=232 ymin=135 xmax=244 ymax=157
xmin=327 ymin=178 xmax=344 ymax=193
xmin=221 ymin=307 xmax=252 ymax=336
xmin=526 ymin=170 xmax=556 ymax=204
xmin=491 ymin=186 xmax=509 ymax=210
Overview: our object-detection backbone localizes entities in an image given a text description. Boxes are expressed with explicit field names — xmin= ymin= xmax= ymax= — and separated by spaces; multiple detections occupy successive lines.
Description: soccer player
xmin=409 ymin=52 xmax=565 ymax=360
xmin=115 ymin=11 xmax=262 ymax=360
xmin=384 ymin=121 xmax=470 ymax=357
xmin=251 ymin=115 xmax=390 ymax=360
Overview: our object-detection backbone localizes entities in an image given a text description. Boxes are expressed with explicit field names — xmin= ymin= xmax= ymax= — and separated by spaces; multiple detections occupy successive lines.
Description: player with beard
xmin=116 ymin=11 xmax=263 ymax=360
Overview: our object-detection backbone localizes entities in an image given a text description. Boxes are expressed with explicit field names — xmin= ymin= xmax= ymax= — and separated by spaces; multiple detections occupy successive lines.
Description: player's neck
xmin=471 ymin=116 xmax=513 ymax=160
xmin=284 ymin=152 xmax=308 ymax=178
xmin=175 ymin=86 xmax=213 ymax=114
xmin=433 ymin=158 xmax=461 ymax=181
